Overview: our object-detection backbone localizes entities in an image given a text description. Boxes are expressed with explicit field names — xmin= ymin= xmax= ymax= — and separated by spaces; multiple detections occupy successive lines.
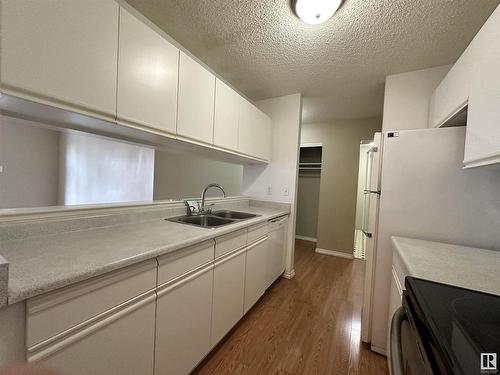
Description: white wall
xmin=0 ymin=116 xmax=60 ymax=209
xmin=154 ymin=150 xmax=243 ymax=200
xmin=242 ymin=93 xmax=302 ymax=278
xmin=59 ymin=132 xmax=154 ymax=205
xmin=382 ymin=65 xmax=451 ymax=132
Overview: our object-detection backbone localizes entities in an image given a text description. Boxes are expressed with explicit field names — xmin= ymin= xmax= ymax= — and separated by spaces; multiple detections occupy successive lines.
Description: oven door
xmin=390 ymin=307 xmax=434 ymax=375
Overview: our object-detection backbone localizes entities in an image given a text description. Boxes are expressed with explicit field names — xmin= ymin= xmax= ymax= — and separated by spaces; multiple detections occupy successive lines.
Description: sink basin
xmin=211 ymin=210 xmax=259 ymax=220
xmin=167 ymin=215 xmax=234 ymax=228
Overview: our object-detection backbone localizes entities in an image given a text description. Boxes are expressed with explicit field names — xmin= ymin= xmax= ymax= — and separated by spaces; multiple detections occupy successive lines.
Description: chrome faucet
xmin=200 ymin=183 xmax=226 ymax=213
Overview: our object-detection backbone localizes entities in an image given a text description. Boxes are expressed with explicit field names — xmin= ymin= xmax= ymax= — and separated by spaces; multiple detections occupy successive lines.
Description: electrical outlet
xmin=283 ymin=186 xmax=289 ymax=196
xmin=267 ymin=185 xmax=272 ymax=195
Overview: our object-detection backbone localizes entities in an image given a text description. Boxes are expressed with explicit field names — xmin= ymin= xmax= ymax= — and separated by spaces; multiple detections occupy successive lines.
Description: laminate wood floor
xmin=193 ymin=239 xmax=388 ymax=375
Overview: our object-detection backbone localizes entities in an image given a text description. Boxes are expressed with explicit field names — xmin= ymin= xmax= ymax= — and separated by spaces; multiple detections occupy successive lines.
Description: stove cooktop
xmin=404 ymin=277 xmax=500 ymax=375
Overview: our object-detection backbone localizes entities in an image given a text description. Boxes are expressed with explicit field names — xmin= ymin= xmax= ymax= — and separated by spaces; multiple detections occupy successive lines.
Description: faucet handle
xmin=184 ymin=200 xmax=201 ymax=215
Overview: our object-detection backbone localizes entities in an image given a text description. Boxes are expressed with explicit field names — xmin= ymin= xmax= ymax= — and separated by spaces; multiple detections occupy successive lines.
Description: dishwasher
xmin=267 ymin=215 xmax=289 ymax=282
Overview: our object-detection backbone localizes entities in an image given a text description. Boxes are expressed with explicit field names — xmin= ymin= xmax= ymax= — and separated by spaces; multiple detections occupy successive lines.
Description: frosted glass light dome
xmin=293 ymin=0 xmax=342 ymax=25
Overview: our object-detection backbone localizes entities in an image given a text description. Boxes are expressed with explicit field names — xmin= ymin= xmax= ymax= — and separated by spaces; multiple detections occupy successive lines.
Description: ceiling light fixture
xmin=292 ymin=0 xmax=342 ymax=25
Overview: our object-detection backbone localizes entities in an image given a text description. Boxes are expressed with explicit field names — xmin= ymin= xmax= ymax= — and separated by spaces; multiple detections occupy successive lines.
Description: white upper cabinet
xmin=177 ymin=52 xmax=216 ymax=144
xmin=463 ymin=7 xmax=500 ymax=168
xmin=428 ymin=57 xmax=471 ymax=128
xmin=0 ymin=0 xmax=119 ymax=119
xmin=213 ymin=79 xmax=240 ymax=151
xmin=428 ymin=5 xmax=500 ymax=168
xmin=238 ymin=99 xmax=273 ymax=161
xmin=117 ymin=8 xmax=179 ymax=134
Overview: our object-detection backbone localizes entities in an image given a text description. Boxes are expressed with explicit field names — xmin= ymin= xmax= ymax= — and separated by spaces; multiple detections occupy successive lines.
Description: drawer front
xmin=247 ymin=223 xmax=269 ymax=244
xmin=26 ymin=260 xmax=157 ymax=348
xmin=28 ymin=292 xmax=156 ymax=375
xmin=215 ymin=229 xmax=247 ymax=258
xmin=157 ymin=240 xmax=214 ymax=285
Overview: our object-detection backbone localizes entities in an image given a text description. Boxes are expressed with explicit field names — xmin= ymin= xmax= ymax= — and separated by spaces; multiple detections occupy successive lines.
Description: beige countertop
xmin=0 ymin=204 xmax=289 ymax=305
xmin=392 ymin=236 xmax=500 ymax=296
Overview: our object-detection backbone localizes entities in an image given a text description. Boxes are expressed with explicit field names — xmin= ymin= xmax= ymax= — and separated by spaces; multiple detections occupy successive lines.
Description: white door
xmin=211 ymin=248 xmax=246 ymax=346
xmin=0 ymin=0 xmax=119 ymax=119
xmin=155 ymin=263 xmax=213 ymax=375
xmin=177 ymin=52 xmax=216 ymax=144
xmin=244 ymin=236 xmax=269 ymax=313
xmin=117 ymin=7 xmax=179 ymax=134
xmin=213 ymin=79 xmax=240 ymax=151
xmin=30 ymin=294 xmax=156 ymax=375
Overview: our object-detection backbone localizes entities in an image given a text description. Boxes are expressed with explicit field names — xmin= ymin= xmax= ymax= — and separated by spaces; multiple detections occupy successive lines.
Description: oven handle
xmin=390 ymin=306 xmax=407 ymax=375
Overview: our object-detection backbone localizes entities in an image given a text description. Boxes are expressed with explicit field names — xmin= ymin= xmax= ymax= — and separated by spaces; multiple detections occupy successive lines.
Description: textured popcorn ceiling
xmin=126 ymin=0 xmax=500 ymax=123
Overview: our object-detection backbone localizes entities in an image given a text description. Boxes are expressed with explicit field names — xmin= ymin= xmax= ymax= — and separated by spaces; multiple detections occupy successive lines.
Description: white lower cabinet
xmin=22 ymin=222 xmax=291 ymax=374
xmin=211 ymin=247 xmax=246 ymax=346
xmin=244 ymin=236 xmax=270 ymax=313
xmin=28 ymin=293 xmax=156 ymax=375
xmin=155 ymin=263 xmax=214 ymax=375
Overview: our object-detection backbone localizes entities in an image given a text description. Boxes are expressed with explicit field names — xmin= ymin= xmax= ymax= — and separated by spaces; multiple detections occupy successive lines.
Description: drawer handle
xmin=246 ymin=236 xmax=268 ymax=250
xmin=157 ymin=262 xmax=213 ymax=297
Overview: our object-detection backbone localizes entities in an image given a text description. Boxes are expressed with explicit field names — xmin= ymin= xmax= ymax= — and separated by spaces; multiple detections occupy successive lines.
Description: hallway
xmin=194 ymin=239 xmax=389 ymax=375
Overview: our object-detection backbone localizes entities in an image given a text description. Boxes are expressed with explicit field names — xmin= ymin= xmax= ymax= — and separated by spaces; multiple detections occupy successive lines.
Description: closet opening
xmin=296 ymin=143 xmax=322 ymax=245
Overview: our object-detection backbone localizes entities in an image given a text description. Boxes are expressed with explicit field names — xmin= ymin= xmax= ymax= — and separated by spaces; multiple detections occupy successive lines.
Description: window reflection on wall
xmin=0 ymin=116 xmax=154 ymax=209
xmin=0 ymin=115 xmax=244 ymax=211
xmin=60 ymin=132 xmax=154 ymax=205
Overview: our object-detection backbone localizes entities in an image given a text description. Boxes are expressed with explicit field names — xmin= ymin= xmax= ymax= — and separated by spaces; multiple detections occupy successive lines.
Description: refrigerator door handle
xmin=362 ymin=230 xmax=373 ymax=238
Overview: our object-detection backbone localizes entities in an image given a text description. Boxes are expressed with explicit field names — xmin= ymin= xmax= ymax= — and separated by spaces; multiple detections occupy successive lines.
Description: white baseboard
xmin=295 ymin=235 xmax=317 ymax=242
xmin=315 ymin=248 xmax=354 ymax=259
xmin=370 ymin=344 xmax=387 ymax=356
xmin=282 ymin=269 xmax=296 ymax=279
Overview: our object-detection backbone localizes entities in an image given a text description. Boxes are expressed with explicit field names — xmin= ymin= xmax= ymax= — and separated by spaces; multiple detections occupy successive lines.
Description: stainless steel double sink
xmin=167 ymin=210 xmax=260 ymax=228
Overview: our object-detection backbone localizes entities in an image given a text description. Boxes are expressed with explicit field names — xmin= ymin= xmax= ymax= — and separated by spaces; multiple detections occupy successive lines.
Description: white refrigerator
xmin=361 ymin=126 xmax=500 ymax=354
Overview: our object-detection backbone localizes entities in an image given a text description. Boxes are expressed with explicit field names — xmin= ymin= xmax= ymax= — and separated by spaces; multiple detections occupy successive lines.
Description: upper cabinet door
xmin=238 ymin=99 xmax=272 ymax=161
xmin=428 ymin=60 xmax=471 ymax=128
xmin=213 ymin=79 xmax=240 ymax=151
xmin=117 ymin=8 xmax=179 ymax=134
xmin=0 ymin=0 xmax=119 ymax=119
xmin=177 ymin=52 xmax=215 ymax=144
xmin=463 ymin=7 xmax=500 ymax=168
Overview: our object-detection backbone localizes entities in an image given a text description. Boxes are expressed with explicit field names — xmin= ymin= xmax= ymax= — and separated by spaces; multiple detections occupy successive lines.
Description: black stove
xmin=403 ymin=277 xmax=500 ymax=375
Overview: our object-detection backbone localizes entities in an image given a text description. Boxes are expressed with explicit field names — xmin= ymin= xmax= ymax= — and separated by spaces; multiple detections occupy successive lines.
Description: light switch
xmin=283 ymin=186 xmax=289 ymax=196
xmin=267 ymin=185 xmax=272 ymax=195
